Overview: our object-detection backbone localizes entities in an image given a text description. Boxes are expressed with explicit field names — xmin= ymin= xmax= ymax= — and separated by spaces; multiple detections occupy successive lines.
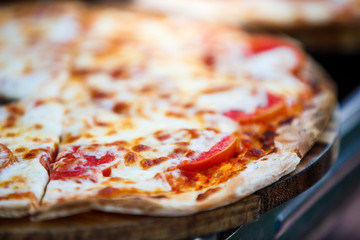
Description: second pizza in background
xmin=135 ymin=0 xmax=360 ymax=52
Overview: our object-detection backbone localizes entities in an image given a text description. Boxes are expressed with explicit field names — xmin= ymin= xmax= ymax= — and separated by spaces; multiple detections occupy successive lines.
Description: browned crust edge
xmin=275 ymin=59 xmax=337 ymax=158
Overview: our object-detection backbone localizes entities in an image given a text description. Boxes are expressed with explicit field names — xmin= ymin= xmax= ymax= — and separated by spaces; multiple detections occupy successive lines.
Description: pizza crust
xmin=0 ymin=200 xmax=32 ymax=218
xmin=275 ymin=60 xmax=336 ymax=158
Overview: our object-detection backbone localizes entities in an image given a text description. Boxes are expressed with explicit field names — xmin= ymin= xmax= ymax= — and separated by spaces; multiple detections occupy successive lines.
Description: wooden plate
xmin=0 ymin=110 xmax=340 ymax=240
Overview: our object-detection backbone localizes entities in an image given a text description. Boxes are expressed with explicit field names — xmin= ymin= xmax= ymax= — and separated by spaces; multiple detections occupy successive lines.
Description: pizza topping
xmin=113 ymin=102 xmax=129 ymax=114
xmin=0 ymin=144 xmax=18 ymax=173
xmin=102 ymin=167 xmax=112 ymax=177
xmin=247 ymin=35 xmax=305 ymax=75
xmin=51 ymin=147 xmax=117 ymax=180
xmin=154 ymin=131 xmax=171 ymax=141
xmin=223 ymin=92 xmax=286 ymax=123
xmin=196 ymin=87 xmax=268 ymax=114
xmin=140 ymin=157 xmax=168 ymax=169
xmin=5 ymin=103 xmax=25 ymax=116
xmin=0 ymin=192 xmax=37 ymax=201
xmin=178 ymin=135 xmax=238 ymax=171
xmin=23 ymin=149 xmax=46 ymax=160
xmin=124 ymin=152 xmax=138 ymax=165
xmin=132 ymin=144 xmax=151 ymax=152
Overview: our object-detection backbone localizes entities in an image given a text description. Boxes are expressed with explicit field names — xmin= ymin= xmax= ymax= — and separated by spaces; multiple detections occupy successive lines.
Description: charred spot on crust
xmin=267 ymin=147 xmax=279 ymax=155
xmin=196 ymin=187 xmax=221 ymax=201
xmin=258 ymin=130 xmax=277 ymax=151
xmin=245 ymin=148 xmax=265 ymax=160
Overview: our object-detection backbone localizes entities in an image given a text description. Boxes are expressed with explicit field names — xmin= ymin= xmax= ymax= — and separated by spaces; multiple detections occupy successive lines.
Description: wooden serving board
xmin=0 ymin=110 xmax=340 ymax=240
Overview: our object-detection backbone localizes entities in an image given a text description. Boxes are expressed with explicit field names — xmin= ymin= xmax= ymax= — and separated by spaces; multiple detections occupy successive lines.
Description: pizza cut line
xmin=0 ymin=3 xmax=336 ymax=220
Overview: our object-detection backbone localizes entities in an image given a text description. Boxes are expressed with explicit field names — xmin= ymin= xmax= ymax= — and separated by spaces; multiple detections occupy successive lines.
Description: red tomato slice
xmin=248 ymin=35 xmax=305 ymax=75
xmin=178 ymin=135 xmax=238 ymax=171
xmin=223 ymin=92 xmax=286 ymax=123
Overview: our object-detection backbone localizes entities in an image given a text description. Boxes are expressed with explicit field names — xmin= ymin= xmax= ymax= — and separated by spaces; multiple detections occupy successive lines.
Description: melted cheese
xmin=0 ymin=100 xmax=64 ymax=209
xmin=48 ymin=15 xmax=81 ymax=43
xmin=196 ymin=86 xmax=268 ymax=113
xmin=42 ymin=129 xmax=227 ymax=204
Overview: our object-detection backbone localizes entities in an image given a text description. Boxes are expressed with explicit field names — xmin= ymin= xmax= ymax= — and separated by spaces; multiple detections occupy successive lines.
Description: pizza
xmin=135 ymin=0 xmax=360 ymax=28
xmin=0 ymin=3 xmax=336 ymax=221
xmin=134 ymin=0 xmax=360 ymax=52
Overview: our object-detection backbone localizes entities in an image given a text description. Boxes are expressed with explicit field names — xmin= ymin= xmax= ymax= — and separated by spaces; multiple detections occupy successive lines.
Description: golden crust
xmin=0 ymin=200 xmax=32 ymax=218
xmin=276 ymin=60 xmax=336 ymax=158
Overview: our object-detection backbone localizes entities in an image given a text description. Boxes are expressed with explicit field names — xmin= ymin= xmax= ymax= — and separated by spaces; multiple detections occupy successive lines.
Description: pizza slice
xmin=0 ymin=99 xmax=64 ymax=217
xmin=0 ymin=3 xmax=84 ymax=100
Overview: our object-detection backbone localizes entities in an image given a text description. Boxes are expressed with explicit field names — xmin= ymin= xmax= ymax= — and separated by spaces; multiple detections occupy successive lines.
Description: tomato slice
xmin=223 ymin=92 xmax=286 ymax=123
xmin=178 ymin=135 xmax=238 ymax=171
xmin=248 ymin=35 xmax=305 ymax=75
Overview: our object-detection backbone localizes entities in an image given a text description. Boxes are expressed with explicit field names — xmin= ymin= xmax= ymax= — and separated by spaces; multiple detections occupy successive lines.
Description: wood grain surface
xmin=0 ymin=110 xmax=340 ymax=240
